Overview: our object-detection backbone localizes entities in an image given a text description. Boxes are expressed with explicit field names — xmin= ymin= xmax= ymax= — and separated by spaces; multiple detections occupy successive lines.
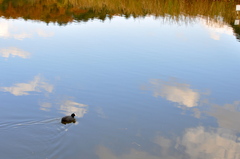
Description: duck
xmin=61 ymin=113 xmax=76 ymax=124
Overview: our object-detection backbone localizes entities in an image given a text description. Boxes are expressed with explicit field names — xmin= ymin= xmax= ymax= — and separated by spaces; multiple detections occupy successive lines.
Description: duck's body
xmin=61 ymin=113 xmax=76 ymax=124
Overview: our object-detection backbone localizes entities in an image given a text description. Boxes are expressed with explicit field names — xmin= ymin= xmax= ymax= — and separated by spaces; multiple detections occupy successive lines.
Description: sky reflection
xmin=0 ymin=19 xmax=54 ymax=40
xmin=0 ymin=47 xmax=31 ymax=59
xmin=96 ymin=126 xmax=240 ymax=159
xmin=39 ymin=98 xmax=88 ymax=118
xmin=0 ymin=75 xmax=53 ymax=96
xmin=209 ymin=101 xmax=240 ymax=132
xmin=137 ymin=77 xmax=240 ymax=158
xmin=143 ymin=79 xmax=201 ymax=108
xmin=39 ymin=102 xmax=52 ymax=111
xmin=59 ymin=100 xmax=88 ymax=117
xmin=0 ymin=9 xmax=239 ymax=159
xmin=97 ymin=146 xmax=161 ymax=159
xmin=177 ymin=126 xmax=240 ymax=159
xmin=200 ymin=18 xmax=234 ymax=41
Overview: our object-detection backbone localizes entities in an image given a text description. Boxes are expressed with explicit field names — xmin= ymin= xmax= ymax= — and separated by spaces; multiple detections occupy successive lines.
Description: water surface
xmin=0 ymin=0 xmax=240 ymax=159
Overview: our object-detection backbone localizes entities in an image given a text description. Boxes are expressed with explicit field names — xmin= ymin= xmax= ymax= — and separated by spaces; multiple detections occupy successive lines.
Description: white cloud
xmin=13 ymin=33 xmax=32 ymax=40
xmin=0 ymin=19 xmax=54 ymax=40
xmin=39 ymin=102 xmax=52 ymax=111
xmin=0 ymin=75 xmax=53 ymax=96
xmin=96 ymin=125 xmax=240 ymax=159
xmin=177 ymin=126 xmax=240 ymax=159
xmin=0 ymin=47 xmax=31 ymax=58
xmin=201 ymin=18 xmax=234 ymax=40
xmin=37 ymin=29 xmax=54 ymax=37
xmin=0 ymin=20 xmax=32 ymax=40
xmin=143 ymin=79 xmax=200 ymax=107
xmin=59 ymin=100 xmax=88 ymax=118
xmin=0 ymin=21 xmax=10 ymax=38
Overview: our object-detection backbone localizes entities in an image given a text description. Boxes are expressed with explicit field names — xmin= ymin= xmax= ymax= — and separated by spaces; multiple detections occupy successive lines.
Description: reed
xmin=0 ymin=0 xmax=239 ymax=24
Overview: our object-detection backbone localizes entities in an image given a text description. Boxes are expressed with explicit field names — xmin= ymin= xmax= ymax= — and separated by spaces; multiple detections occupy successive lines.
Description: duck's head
xmin=71 ymin=113 xmax=76 ymax=118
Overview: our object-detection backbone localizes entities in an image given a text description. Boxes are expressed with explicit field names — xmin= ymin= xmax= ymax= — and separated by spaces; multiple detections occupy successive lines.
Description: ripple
xmin=0 ymin=117 xmax=77 ymax=159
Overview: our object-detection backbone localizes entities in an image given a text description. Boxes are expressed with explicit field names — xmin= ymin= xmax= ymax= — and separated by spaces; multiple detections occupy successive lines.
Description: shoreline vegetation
xmin=0 ymin=0 xmax=240 ymax=39
xmin=0 ymin=0 xmax=239 ymax=23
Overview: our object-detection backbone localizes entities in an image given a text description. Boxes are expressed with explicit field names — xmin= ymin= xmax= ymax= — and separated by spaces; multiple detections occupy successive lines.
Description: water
xmin=0 ymin=0 xmax=240 ymax=158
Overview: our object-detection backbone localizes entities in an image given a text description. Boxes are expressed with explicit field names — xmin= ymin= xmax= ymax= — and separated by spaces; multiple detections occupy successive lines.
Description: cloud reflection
xmin=177 ymin=126 xmax=240 ymax=159
xmin=97 ymin=146 xmax=160 ymax=159
xmin=0 ymin=20 xmax=9 ymax=37
xmin=97 ymin=125 xmax=240 ymax=159
xmin=39 ymin=102 xmax=52 ymax=111
xmin=0 ymin=19 xmax=54 ymax=40
xmin=209 ymin=101 xmax=240 ymax=132
xmin=143 ymin=79 xmax=200 ymax=107
xmin=59 ymin=100 xmax=88 ymax=118
xmin=0 ymin=75 xmax=53 ymax=96
xmin=0 ymin=47 xmax=31 ymax=58
xmin=201 ymin=19 xmax=233 ymax=40
xmin=37 ymin=29 xmax=54 ymax=37
xmin=0 ymin=20 xmax=31 ymax=40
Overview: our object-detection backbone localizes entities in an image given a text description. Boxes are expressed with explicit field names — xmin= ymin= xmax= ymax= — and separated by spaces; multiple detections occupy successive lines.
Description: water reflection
xmin=39 ymin=102 xmax=52 ymax=111
xmin=177 ymin=127 xmax=240 ymax=159
xmin=95 ymin=106 xmax=107 ymax=119
xmin=0 ymin=19 xmax=54 ymax=40
xmin=201 ymin=19 xmax=234 ymax=40
xmin=0 ymin=47 xmax=30 ymax=58
xmin=0 ymin=0 xmax=238 ymax=24
xmin=0 ymin=20 xmax=31 ymax=39
xmin=96 ymin=126 xmax=240 ymax=159
xmin=36 ymin=29 xmax=54 ymax=37
xmin=97 ymin=146 xmax=160 ymax=159
xmin=0 ymin=20 xmax=32 ymax=40
xmin=235 ymin=5 xmax=240 ymax=25
xmin=0 ymin=0 xmax=239 ymax=41
xmin=0 ymin=75 xmax=53 ymax=96
xmin=59 ymin=100 xmax=88 ymax=118
xmin=0 ymin=1 xmax=239 ymax=158
xmin=139 ymin=77 xmax=240 ymax=158
xmin=143 ymin=79 xmax=201 ymax=108
xmin=209 ymin=101 xmax=240 ymax=132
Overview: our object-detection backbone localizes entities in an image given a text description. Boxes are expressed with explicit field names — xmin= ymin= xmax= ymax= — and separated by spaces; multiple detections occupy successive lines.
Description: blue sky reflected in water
xmin=0 ymin=16 xmax=240 ymax=159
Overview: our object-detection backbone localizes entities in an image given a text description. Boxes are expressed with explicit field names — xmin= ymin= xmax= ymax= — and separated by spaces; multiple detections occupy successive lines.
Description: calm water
xmin=0 ymin=1 xmax=240 ymax=159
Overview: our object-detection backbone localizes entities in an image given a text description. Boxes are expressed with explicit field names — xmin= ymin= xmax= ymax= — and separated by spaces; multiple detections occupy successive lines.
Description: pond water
xmin=0 ymin=0 xmax=240 ymax=159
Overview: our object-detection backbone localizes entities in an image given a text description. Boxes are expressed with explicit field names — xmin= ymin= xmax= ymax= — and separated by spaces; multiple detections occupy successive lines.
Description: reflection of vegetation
xmin=231 ymin=22 xmax=240 ymax=41
xmin=0 ymin=0 xmax=240 ymax=39
xmin=0 ymin=0 xmax=239 ymax=24
xmin=0 ymin=0 xmax=88 ymax=24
